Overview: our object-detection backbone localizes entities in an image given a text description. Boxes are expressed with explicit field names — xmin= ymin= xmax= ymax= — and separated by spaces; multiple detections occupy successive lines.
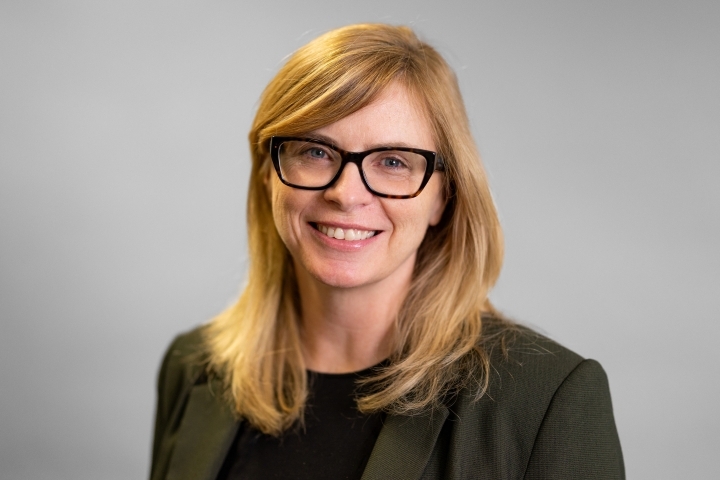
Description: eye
xmin=380 ymin=155 xmax=408 ymax=169
xmin=306 ymin=147 xmax=327 ymax=159
xmin=295 ymin=142 xmax=336 ymax=162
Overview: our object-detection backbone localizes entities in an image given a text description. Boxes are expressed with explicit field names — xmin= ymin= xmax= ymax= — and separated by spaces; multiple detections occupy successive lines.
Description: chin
xmin=311 ymin=270 xmax=371 ymax=289
xmin=298 ymin=261 xmax=374 ymax=289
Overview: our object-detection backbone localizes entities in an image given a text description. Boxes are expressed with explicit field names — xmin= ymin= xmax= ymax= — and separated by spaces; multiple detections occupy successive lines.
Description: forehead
xmin=311 ymin=82 xmax=435 ymax=152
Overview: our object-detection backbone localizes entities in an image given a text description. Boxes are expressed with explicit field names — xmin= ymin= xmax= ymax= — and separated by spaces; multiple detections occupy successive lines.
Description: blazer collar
xmin=361 ymin=406 xmax=449 ymax=480
xmin=165 ymin=378 xmax=449 ymax=480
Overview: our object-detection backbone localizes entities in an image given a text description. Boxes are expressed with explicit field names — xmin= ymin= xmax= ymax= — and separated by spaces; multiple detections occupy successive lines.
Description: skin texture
xmin=266 ymin=82 xmax=446 ymax=372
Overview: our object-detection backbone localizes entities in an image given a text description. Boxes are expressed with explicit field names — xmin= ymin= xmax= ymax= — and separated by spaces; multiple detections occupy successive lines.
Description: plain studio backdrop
xmin=1 ymin=1 xmax=718 ymax=479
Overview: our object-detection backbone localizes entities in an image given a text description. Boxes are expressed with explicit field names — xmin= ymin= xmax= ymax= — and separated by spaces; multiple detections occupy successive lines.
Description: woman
xmin=150 ymin=24 xmax=624 ymax=480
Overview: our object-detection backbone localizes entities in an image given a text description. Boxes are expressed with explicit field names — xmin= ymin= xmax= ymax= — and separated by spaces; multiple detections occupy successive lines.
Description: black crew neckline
xmin=307 ymin=360 xmax=388 ymax=379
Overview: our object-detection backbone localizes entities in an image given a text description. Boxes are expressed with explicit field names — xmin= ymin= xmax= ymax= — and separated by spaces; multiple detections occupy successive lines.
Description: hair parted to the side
xmin=205 ymin=23 xmax=512 ymax=436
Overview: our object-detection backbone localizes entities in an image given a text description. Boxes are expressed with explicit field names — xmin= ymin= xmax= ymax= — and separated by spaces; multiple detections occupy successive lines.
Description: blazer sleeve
xmin=524 ymin=359 xmax=625 ymax=479
xmin=150 ymin=330 xmax=204 ymax=480
xmin=151 ymin=338 xmax=177 ymax=470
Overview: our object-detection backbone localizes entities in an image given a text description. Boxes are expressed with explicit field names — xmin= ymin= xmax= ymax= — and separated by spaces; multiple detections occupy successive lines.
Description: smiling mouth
xmin=312 ymin=223 xmax=378 ymax=241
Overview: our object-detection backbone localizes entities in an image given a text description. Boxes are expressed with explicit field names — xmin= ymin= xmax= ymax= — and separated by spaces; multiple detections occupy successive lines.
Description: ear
xmin=263 ymin=160 xmax=273 ymax=198
xmin=428 ymin=184 xmax=447 ymax=227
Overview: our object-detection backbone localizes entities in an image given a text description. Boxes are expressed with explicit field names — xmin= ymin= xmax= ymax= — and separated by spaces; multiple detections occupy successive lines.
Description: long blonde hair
xmin=205 ymin=23 xmax=508 ymax=436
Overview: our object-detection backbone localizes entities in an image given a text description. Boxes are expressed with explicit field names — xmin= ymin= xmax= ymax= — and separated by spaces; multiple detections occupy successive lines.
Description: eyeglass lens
xmin=277 ymin=140 xmax=429 ymax=196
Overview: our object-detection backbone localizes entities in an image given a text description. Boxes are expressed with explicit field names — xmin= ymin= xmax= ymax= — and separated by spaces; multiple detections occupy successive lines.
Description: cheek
xmin=386 ymin=201 xmax=436 ymax=246
xmin=269 ymin=184 xmax=311 ymax=246
xmin=271 ymin=191 xmax=295 ymax=236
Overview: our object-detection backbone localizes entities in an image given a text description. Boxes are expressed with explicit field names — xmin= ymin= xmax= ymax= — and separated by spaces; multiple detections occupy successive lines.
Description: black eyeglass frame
xmin=269 ymin=136 xmax=445 ymax=199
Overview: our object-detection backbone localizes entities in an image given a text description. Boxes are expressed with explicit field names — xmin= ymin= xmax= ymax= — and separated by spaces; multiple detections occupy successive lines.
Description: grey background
xmin=1 ymin=1 xmax=718 ymax=479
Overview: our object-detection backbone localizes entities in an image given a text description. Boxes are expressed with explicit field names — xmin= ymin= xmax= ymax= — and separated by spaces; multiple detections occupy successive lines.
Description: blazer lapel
xmin=166 ymin=378 xmax=239 ymax=480
xmin=361 ymin=406 xmax=449 ymax=480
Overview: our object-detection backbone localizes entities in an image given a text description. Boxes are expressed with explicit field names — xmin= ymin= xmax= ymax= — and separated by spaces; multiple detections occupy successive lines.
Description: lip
xmin=311 ymin=220 xmax=379 ymax=232
xmin=308 ymin=221 xmax=381 ymax=251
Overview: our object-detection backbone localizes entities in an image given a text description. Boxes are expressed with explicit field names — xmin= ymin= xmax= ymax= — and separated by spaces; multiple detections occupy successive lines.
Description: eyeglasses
xmin=269 ymin=136 xmax=445 ymax=199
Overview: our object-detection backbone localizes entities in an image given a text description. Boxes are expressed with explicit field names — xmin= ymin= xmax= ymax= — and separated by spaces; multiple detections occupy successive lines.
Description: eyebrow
xmin=304 ymin=132 xmax=425 ymax=152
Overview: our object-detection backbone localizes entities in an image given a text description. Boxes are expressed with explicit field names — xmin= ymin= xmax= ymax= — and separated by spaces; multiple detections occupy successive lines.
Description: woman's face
xmin=266 ymin=82 xmax=446 ymax=291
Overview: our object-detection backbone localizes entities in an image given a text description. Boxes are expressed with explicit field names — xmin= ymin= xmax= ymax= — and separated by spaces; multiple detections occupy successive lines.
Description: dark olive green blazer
xmin=150 ymin=326 xmax=624 ymax=480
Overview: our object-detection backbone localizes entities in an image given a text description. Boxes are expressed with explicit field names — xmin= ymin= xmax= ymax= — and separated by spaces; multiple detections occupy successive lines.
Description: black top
xmin=216 ymin=367 xmax=385 ymax=480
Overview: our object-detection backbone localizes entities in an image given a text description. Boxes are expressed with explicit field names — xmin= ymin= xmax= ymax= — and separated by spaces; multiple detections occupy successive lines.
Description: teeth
xmin=316 ymin=224 xmax=376 ymax=241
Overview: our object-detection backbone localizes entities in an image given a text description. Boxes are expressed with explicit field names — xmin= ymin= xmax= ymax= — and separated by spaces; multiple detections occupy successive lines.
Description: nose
xmin=323 ymin=162 xmax=374 ymax=209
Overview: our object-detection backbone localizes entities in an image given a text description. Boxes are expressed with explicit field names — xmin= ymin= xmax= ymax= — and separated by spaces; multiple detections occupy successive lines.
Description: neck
xmin=294 ymin=258 xmax=414 ymax=373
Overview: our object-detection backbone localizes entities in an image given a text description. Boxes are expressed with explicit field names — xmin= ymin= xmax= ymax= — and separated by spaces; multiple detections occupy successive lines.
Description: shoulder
xmin=444 ymin=320 xmax=623 ymax=478
xmin=487 ymin=321 xmax=586 ymax=398
xmin=456 ymin=321 xmax=589 ymax=421
xmin=156 ymin=326 xmax=209 ymax=401
xmin=160 ymin=326 xmax=208 ymax=375
xmin=151 ymin=325 xmax=210 ymax=478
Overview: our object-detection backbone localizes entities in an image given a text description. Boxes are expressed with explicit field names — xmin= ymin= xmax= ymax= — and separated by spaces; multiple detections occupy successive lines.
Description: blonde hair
xmin=205 ymin=23 xmax=509 ymax=435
